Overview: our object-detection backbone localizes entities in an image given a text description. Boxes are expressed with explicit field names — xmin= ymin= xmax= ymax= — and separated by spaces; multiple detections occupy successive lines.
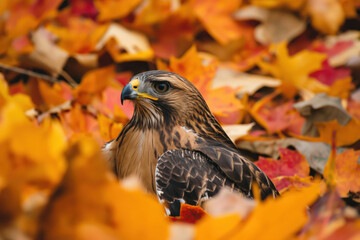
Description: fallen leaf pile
xmin=0 ymin=0 xmax=360 ymax=239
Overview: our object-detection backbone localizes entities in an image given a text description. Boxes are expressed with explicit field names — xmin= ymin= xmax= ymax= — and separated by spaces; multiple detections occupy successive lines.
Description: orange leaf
xmin=39 ymin=136 xmax=169 ymax=239
xmin=159 ymin=46 xmax=243 ymax=124
xmin=307 ymin=0 xmax=345 ymax=35
xmin=229 ymin=182 xmax=320 ymax=240
xmin=95 ymin=0 xmax=142 ymax=21
xmin=73 ymin=65 xmax=116 ymax=105
xmin=191 ymin=0 xmax=246 ymax=45
xmin=315 ymin=119 xmax=360 ymax=146
xmin=325 ymin=149 xmax=360 ymax=197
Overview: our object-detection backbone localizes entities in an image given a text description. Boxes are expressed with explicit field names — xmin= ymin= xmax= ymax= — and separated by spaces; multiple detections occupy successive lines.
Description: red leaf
xmin=309 ymin=60 xmax=351 ymax=86
xmin=256 ymin=148 xmax=310 ymax=190
xmin=170 ymin=203 xmax=207 ymax=224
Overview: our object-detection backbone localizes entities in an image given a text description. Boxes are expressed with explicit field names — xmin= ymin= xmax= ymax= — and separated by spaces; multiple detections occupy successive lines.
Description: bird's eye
xmin=152 ymin=82 xmax=170 ymax=93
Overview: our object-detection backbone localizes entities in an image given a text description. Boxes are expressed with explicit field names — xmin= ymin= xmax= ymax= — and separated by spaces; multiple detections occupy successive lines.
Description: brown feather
xmin=104 ymin=70 xmax=279 ymax=212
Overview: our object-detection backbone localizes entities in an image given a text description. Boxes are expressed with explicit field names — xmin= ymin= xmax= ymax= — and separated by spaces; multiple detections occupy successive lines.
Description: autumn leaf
xmin=39 ymin=136 xmax=169 ymax=240
xmin=158 ymin=46 xmax=243 ymax=124
xmin=306 ymin=0 xmax=345 ymax=35
xmin=256 ymin=148 xmax=310 ymax=191
xmin=170 ymin=203 xmax=207 ymax=224
xmin=191 ymin=0 xmax=249 ymax=45
xmin=324 ymin=149 xmax=360 ymax=197
xmin=95 ymin=0 xmax=142 ymax=21
xmin=251 ymin=95 xmax=305 ymax=135
xmin=257 ymin=42 xmax=328 ymax=93
xmin=73 ymin=65 xmax=116 ymax=105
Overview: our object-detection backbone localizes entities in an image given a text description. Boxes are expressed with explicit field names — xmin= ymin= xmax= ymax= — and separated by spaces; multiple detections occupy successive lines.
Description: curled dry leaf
xmin=213 ymin=67 xmax=281 ymax=96
xmin=20 ymin=27 xmax=69 ymax=77
xmin=234 ymin=6 xmax=306 ymax=45
xmin=294 ymin=93 xmax=352 ymax=137
xmin=222 ymin=123 xmax=255 ymax=142
xmin=96 ymin=23 xmax=154 ymax=62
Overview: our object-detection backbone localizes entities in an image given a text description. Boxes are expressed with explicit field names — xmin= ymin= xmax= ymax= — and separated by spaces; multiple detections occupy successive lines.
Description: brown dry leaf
xmin=294 ymin=93 xmax=352 ymax=137
xmin=306 ymin=0 xmax=345 ymax=35
xmin=222 ymin=123 xmax=255 ymax=142
xmin=19 ymin=27 xmax=69 ymax=77
xmin=234 ymin=6 xmax=306 ymax=45
xmin=213 ymin=67 xmax=281 ymax=96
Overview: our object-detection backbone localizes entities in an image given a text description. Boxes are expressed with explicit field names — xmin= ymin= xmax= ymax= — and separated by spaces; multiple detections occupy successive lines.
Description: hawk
xmin=103 ymin=70 xmax=279 ymax=216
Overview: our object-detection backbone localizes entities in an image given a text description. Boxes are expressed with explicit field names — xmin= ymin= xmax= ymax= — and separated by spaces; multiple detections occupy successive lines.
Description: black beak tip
xmin=121 ymin=83 xmax=136 ymax=105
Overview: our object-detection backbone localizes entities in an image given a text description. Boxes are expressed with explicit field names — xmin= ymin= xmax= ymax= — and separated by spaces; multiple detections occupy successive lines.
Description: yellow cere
xmin=130 ymin=78 xmax=158 ymax=101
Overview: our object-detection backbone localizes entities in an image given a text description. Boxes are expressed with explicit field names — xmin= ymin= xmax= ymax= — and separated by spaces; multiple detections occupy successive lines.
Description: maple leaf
xmin=158 ymin=46 xmax=243 ymax=124
xmin=191 ymin=0 xmax=249 ymax=45
xmin=311 ymin=119 xmax=360 ymax=147
xmin=73 ymin=65 xmax=117 ymax=105
xmin=251 ymin=95 xmax=305 ymax=135
xmin=257 ymin=42 xmax=328 ymax=93
xmin=256 ymin=148 xmax=310 ymax=191
xmin=46 ymin=17 xmax=107 ymax=54
xmin=324 ymin=149 xmax=360 ymax=197
xmin=39 ymin=136 xmax=169 ymax=239
xmin=196 ymin=183 xmax=321 ymax=240
xmin=170 ymin=203 xmax=207 ymax=224
xmin=94 ymin=0 xmax=142 ymax=21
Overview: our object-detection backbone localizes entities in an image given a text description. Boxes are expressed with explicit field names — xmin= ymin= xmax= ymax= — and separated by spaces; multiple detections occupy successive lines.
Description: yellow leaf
xmin=250 ymin=0 xmax=305 ymax=10
xmin=40 ymin=136 xmax=169 ymax=239
xmin=95 ymin=0 xmax=142 ymax=21
xmin=257 ymin=42 xmax=328 ymax=93
xmin=230 ymin=182 xmax=320 ymax=240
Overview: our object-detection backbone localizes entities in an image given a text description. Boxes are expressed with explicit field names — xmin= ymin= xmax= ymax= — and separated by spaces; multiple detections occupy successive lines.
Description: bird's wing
xmin=155 ymin=149 xmax=240 ymax=216
xmin=194 ymin=138 xmax=279 ymax=200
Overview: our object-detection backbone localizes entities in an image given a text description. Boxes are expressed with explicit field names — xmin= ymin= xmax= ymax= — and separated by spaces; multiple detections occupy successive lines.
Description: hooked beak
xmin=121 ymin=78 xmax=158 ymax=105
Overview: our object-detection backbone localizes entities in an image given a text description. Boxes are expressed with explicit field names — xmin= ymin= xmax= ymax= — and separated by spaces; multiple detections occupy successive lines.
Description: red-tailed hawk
xmin=104 ymin=70 xmax=278 ymax=216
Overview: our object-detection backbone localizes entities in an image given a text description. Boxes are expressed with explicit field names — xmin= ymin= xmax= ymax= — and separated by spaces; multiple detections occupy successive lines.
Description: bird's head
xmin=121 ymin=70 xmax=211 ymax=126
